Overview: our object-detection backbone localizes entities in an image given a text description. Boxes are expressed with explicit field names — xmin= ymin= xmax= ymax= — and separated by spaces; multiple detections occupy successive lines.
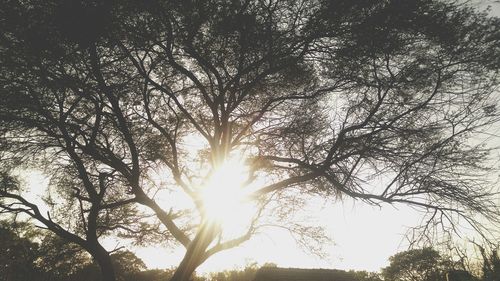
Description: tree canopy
xmin=1 ymin=0 xmax=500 ymax=281
xmin=0 ymin=220 xmax=146 ymax=281
xmin=382 ymin=248 xmax=455 ymax=281
xmin=477 ymin=244 xmax=500 ymax=281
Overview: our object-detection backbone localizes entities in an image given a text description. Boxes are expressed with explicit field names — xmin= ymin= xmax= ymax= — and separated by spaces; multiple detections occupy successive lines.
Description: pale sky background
xmin=11 ymin=0 xmax=500 ymax=277
xmin=130 ymin=199 xmax=424 ymax=273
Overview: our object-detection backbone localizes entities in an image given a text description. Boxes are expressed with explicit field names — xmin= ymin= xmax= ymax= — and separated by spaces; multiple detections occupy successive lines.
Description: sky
xmin=479 ymin=1 xmax=500 ymax=17
xmin=129 ymin=199 xmax=424 ymax=273
xmin=21 ymin=151 xmax=498 ymax=275
xmin=11 ymin=0 xmax=500 ymax=277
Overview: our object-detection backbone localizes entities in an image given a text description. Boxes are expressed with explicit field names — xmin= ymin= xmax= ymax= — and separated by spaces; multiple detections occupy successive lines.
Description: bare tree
xmin=1 ymin=1 xmax=500 ymax=281
xmin=0 ymin=2 xmax=165 ymax=281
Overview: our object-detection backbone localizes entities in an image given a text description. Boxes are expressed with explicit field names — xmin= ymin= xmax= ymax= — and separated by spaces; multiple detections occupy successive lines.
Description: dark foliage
xmin=382 ymin=248 xmax=457 ymax=281
xmin=478 ymin=245 xmax=500 ymax=281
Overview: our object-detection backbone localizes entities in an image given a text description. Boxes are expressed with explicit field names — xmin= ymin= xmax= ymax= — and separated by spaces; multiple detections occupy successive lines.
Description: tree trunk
xmin=169 ymin=254 xmax=200 ymax=281
xmin=169 ymin=222 xmax=219 ymax=281
xmin=93 ymin=246 xmax=117 ymax=281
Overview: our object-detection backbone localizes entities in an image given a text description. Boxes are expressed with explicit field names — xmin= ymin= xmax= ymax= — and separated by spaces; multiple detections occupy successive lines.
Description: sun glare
xmin=198 ymin=156 xmax=256 ymax=236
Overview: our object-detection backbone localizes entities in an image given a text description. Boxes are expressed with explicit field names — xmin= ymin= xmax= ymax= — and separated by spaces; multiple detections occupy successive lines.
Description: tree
xmin=349 ymin=270 xmax=383 ymax=281
xmin=0 ymin=220 xmax=47 ymax=281
xmin=36 ymin=233 xmax=93 ymax=281
xmin=0 ymin=218 xmax=93 ymax=281
xmin=0 ymin=2 xmax=166 ymax=280
xmin=110 ymin=250 xmax=147 ymax=280
xmin=0 ymin=218 xmax=151 ymax=281
xmin=0 ymin=172 xmax=159 ymax=281
xmin=208 ymin=263 xmax=259 ymax=281
xmin=382 ymin=248 xmax=455 ymax=281
xmin=477 ymin=244 xmax=500 ymax=281
xmin=1 ymin=1 xmax=500 ymax=281
xmin=0 ymin=167 xmax=127 ymax=281
xmin=69 ymin=250 xmax=147 ymax=281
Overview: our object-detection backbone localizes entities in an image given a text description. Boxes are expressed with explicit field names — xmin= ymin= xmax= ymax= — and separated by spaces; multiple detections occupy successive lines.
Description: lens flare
xmin=198 ymin=156 xmax=255 ymax=236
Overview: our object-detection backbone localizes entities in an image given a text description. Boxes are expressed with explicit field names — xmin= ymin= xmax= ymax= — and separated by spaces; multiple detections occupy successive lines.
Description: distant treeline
xmin=1 ymin=221 xmax=498 ymax=281
xmin=0 ymin=220 xmax=379 ymax=281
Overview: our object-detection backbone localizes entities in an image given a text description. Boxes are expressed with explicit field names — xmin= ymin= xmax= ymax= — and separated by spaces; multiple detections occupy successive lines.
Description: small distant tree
xmin=111 ymin=250 xmax=147 ymax=281
xmin=349 ymin=270 xmax=382 ymax=281
xmin=0 ymin=218 xmax=150 ymax=281
xmin=477 ymin=245 xmax=500 ymax=281
xmin=36 ymin=234 xmax=92 ymax=280
xmin=0 ymin=169 xmax=145 ymax=281
xmin=382 ymin=248 xmax=455 ymax=281
xmin=69 ymin=250 xmax=147 ymax=281
xmin=446 ymin=270 xmax=477 ymax=281
xmin=0 ymin=218 xmax=93 ymax=281
xmin=0 ymin=220 xmax=47 ymax=281
xmin=127 ymin=269 xmax=176 ymax=281
xmin=208 ymin=263 xmax=259 ymax=281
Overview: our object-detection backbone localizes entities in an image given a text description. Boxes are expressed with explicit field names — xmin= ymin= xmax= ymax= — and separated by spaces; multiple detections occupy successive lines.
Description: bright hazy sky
xmin=21 ymin=169 xmax=423 ymax=273
xmin=13 ymin=1 xmax=500 ymax=276
xmin=131 ymin=199 xmax=424 ymax=273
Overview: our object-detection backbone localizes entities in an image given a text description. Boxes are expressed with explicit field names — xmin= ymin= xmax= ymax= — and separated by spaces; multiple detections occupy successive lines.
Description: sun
xmin=198 ymin=156 xmax=256 ymax=236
